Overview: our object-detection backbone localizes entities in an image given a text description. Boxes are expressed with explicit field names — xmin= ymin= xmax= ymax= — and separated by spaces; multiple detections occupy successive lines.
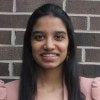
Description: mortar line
xmin=11 ymin=29 xmax=16 ymax=46
xmin=81 ymin=48 xmax=86 ymax=62
xmin=78 ymin=62 xmax=100 ymax=65
xmin=77 ymin=46 xmax=100 ymax=49
xmin=87 ymin=16 xmax=90 ymax=31
xmin=63 ymin=0 xmax=67 ymax=11
xmin=9 ymin=62 xmax=13 ymax=76
xmin=13 ymin=0 xmax=16 ymax=12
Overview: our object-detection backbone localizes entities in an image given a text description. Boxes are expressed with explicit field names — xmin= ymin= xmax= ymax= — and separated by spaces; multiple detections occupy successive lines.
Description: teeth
xmin=42 ymin=54 xmax=57 ymax=57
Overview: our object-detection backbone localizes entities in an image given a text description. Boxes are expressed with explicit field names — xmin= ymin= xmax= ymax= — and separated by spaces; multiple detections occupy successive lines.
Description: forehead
xmin=33 ymin=15 xmax=66 ymax=30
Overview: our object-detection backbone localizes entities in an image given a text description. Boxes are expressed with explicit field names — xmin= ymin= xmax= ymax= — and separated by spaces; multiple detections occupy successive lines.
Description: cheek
xmin=31 ymin=42 xmax=38 ymax=57
xmin=31 ymin=42 xmax=43 ymax=54
xmin=60 ymin=42 xmax=68 ymax=53
xmin=31 ymin=44 xmax=40 ymax=61
xmin=60 ymin=43 xmax=69 ymax=59
xmin=31 ymin=43 xmax=36 ymax=52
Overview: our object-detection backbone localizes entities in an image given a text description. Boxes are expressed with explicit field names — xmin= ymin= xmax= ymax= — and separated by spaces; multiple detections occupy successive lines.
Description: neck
xmin=37 ymin=67 xmax=63 ymax=89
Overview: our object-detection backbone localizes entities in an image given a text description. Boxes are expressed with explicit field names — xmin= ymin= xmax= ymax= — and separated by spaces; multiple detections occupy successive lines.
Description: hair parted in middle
xmin=19 ymin=3 xmax=84 ymax=100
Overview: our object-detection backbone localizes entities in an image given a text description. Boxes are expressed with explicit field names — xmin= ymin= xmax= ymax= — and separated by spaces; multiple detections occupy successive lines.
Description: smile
xmin=40 ymin=53 xmax=59 ymax=62
xmin=40 ymin=53 xmax=59 ymax=57
xmin=42 ymin=54 xmax=57 ymax=57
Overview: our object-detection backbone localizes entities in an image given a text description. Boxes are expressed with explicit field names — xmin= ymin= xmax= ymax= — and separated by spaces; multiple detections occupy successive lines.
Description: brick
xmin=78 ymin=64 xmax=100 ymax=77
xmin=0 ymin=31 xmax=11 ymax=44
xmin=67 ymin=1 xmax=100 ymax=14
xmin=0 ymin=63 xmax=9 ymax=76
xmin=75 ymin=33 xmax=100 ymax=47
xmin=13 ymin=63 xmax=22 ymax=76
xmin=86 ymin=49 xmax=100 ymax=62
xmin=90 ymin=17 xmax=100 ymax=30
xmin=0 ymin=47 xmax=22 ymax=60
xmin=0 ymin=15 xmax=29 ymax=28
xmin=16 ymin=0 xmax=63 ymax=12
xmin=70 ymin=16 xmax=87 ymax=30
xmin=15 ymin=31 xmax=25 ymax=45
xmin=0 ymin=0 xmax=13 ymax=12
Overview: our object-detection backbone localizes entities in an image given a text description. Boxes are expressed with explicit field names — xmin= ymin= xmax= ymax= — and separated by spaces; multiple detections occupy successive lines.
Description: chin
xmin=38 ymin=63 xmax=62 ymax=70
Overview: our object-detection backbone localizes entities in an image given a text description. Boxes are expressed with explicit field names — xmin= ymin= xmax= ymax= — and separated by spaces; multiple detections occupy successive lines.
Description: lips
xmin=40 ymin=53 xmax=59 ymax=57
xmin=40 ymin=53 xmax=59 ymax=61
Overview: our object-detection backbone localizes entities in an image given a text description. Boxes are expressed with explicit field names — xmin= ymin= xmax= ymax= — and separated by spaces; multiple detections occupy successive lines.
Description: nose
xmin=44 ymin=38 xmax=55 ymax=50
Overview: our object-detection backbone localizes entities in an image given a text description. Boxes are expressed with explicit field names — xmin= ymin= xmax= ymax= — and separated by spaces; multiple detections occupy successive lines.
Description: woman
xmin=0 ymin=3 xmax=100 ymax=100
xmin=20 ymin=3 xmax=83 ymax=100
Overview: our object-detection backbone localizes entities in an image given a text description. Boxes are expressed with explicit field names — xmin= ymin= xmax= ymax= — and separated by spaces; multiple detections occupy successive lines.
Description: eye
xmin=32 ymin=32 xmax=45 ymax=41
xmin=54 ymin=32 xmax=65 ymax=41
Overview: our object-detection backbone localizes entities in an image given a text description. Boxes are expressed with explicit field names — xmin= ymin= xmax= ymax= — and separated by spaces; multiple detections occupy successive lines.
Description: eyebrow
xmin=32 ymin=30 xmax=67 ymax=35
xmin=32 ymin=30 xmax=44 ymax=33
xmin=55 ymin=31 xmax=67 ymax=35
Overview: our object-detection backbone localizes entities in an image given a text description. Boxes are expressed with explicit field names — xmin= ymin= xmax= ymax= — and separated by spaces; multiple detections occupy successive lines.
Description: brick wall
xmin=67 ymin=0 xmax=100 ymax=77
xmin=0 ymin=0 xmax=100 ymax=82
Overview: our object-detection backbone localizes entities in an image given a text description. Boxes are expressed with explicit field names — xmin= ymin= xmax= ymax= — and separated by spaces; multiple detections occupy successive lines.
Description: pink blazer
xmin=80 ymin=77 xmax=100 ymax=100
xmin=0 ymin=80 xmax=19 ymax=100
xmin=0 ymin=77 xmax=100 ymax=100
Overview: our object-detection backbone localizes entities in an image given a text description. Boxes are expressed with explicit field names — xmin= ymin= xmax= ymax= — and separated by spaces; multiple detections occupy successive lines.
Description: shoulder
xmin=0 ymin=80 xmax=7 ymax=100
xmin=0 ymin=80 xmax=20 ymax=100
xmin=79 ymin=76 xmax=94 ymax=87
xmin=5 ymin=80 xmax=20 ymax=90
xmin=79 ymin=76 xmax=100 ymax=100
xmin=79 ymin=76 xmax=100 ymax=87
xmin=79 ymin=76 xmax=94 ymax=95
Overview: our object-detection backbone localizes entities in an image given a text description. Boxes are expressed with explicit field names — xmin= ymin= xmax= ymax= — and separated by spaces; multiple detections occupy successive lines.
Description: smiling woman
xmin=0 ymin=3 xmax=100 ymax=100
xmin=19 ymin=3 xmax=83 ymax=100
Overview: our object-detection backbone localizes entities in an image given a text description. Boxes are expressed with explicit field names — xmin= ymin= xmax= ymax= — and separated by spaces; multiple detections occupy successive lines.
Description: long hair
xmin=19 ymin=3 xmax=84 ymax=100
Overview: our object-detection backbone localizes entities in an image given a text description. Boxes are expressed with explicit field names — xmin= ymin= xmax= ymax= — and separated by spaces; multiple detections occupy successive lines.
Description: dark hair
xmin=19 ymin=3 xmax=84 ymax=100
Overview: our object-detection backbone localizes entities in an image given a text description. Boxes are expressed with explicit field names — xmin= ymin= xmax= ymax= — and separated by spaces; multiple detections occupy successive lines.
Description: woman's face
xmin=31 ymin=15 xmax=69 ymax=69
